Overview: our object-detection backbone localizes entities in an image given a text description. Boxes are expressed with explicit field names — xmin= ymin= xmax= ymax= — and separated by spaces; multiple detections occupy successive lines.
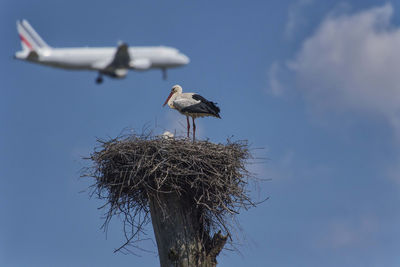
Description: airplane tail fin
xmin=17 ymin=19 xmax=50 ymax=51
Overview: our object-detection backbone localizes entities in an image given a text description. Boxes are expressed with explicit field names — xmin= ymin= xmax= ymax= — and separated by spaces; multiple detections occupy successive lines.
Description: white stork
xmin=163 ymin=84 xmax=221 ymax=141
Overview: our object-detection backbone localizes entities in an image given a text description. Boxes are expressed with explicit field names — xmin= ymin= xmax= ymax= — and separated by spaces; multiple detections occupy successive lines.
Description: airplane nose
xmin=179 ymin=54 xmax=190 ymax=65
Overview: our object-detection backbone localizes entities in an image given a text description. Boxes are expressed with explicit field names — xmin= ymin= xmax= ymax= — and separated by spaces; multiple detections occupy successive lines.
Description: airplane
xmin=14 ymin=20 xmax=190 ymax=84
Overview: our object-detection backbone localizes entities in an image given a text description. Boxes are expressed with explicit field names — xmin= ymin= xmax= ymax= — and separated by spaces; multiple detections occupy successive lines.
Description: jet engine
xmin=103 ymin=68 xmax=128 ymax=79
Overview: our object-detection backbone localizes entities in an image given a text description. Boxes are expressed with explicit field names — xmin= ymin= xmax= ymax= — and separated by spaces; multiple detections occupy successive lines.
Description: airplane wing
xmin=92 ymin=43 xmax=130 ymax=71
xmin=110 ymin=43 xmax=130 ymax=68
xmin=91 ymin=43 xmax=151 ymax=77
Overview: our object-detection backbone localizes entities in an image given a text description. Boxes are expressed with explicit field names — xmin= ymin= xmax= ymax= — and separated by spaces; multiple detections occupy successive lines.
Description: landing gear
xmin=162 ymin=68 xmax=167 ymax=80
xmin=96 ymin=74 xmax=103 ymax=84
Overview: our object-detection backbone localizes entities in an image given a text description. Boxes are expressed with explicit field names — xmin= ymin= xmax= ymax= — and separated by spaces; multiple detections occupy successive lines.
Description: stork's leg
xmin=192 ymin=117 xmax=196 ymax=142
xmin=186 ymin=116 xmax=190 ymax=138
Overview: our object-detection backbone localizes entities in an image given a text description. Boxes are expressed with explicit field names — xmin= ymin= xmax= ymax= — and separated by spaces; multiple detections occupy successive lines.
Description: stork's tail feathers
xmin=189 ymin=94 xmax=221 ymax=118
xmin=209 ymin=101 xmax=221 ymax=118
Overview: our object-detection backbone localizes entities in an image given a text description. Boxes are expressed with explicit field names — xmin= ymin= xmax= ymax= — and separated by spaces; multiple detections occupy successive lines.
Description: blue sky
xmin=1 ymin=0 xmax=400 ymax=266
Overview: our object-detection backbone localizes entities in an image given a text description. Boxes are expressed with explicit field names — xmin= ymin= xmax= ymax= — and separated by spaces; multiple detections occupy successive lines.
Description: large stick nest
xmin=83 ymin=133 xmax=260 ymax=253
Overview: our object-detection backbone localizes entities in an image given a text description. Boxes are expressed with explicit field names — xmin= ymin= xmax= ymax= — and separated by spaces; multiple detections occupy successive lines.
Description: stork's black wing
xmin=181 ymin=94 xmax=221 ymax=118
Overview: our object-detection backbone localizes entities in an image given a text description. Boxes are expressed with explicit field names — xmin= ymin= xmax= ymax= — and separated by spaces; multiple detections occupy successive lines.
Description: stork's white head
xmin=163 ymin=84 xmax=183 ymax=108
xmin=171 ymin=84 xmax=183 ymax=94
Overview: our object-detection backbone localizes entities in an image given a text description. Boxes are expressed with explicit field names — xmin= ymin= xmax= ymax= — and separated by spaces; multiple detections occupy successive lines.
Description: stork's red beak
xmin=163 ymin=92 xmax=173 ymax=107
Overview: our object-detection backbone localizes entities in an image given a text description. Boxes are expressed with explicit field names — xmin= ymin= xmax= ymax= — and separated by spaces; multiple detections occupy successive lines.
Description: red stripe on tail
xmin=19 ymin=34 xmax=33 ymax=50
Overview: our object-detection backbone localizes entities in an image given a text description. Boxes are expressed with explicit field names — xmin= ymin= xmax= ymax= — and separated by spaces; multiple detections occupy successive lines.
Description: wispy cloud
xmin=163 ymin=111 xmax=205 ymax=139
xmin=318 ymin=215 xmax=378 ymax=248
xmin=265 ymin=149 xmax=333 ymax=183
xmin=385 ymin=156 xmax=400 ymax=185
xmin=285 ymin=0 xmax=313 ymax=40
xmin=267 ymin=62 xmax=285 ymax=96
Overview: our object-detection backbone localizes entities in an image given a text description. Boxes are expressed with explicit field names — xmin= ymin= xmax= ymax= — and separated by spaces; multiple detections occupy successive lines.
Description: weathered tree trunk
xmin=149 ymin=192 xmax=227 ymax=267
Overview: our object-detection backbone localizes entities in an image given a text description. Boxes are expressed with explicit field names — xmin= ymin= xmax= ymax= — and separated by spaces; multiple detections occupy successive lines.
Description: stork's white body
xmin=163 ymin=85 xmax=221 ymax=141
xmin=167 ymin=92 xmax=210 ymax=118
xmin=14 ymin=20 xmax=190 ymax=83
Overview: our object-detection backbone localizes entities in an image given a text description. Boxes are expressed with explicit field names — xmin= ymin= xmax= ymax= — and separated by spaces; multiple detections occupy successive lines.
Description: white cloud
xmin=289 ymin=3 xmax=400 ymax=138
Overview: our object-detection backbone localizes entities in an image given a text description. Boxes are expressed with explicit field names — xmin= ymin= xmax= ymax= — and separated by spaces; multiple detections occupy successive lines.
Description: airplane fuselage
xmin=16 ymin=46 xmax=189 ymax=70
xmin=15 ymin=19 xmax=189 ymax=83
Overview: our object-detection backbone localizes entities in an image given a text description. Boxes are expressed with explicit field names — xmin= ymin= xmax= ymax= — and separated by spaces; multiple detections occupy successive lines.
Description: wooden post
xmin=149 ymin=192 xmax=227 ymax=267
